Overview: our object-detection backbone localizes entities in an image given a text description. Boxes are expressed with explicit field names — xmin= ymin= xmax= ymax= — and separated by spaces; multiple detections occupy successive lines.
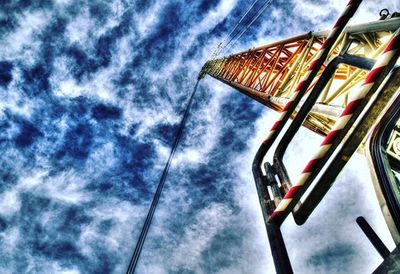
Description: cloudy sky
xmin=0 ymin=0 xmax=399 ymax=273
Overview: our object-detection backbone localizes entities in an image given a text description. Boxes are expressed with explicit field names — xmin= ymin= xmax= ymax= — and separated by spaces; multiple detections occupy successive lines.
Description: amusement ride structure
xmin=128 ymin=1 xmax=400 ymax=273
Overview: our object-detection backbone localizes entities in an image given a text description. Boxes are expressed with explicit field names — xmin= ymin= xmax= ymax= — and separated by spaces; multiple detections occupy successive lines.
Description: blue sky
xmin=0 ymin=0 xmax=399 ymax=273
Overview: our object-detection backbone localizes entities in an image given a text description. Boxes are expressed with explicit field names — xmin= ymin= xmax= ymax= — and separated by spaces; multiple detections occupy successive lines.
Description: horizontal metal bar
xmin=313 ymin=17 xmax=400 ymax=37
xmin=269 ymin=96 xmax=344 ymax=119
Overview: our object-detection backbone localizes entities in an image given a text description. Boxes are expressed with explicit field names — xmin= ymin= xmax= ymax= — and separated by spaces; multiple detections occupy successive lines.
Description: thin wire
xmin=126 ymin=1 xmax=273 ymax=271
xmin=208 ymin=0 xmax=260 ymax=60
xmin=126 ymin=80 xmax=200 ymax=274
xmin=224 ymin=0 xmax=261 ymax=41
xmin=224 ymin=0 xmax=272 ymax=51
xmin=222 ymin=0 xmax=273 ymax=55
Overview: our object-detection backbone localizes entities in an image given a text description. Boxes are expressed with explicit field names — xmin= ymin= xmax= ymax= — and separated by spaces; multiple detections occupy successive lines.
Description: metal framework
xmin=201 ymin=17 xmax=400 ymax=136
xmin=200 ymin=5 xmax=400 ymax=273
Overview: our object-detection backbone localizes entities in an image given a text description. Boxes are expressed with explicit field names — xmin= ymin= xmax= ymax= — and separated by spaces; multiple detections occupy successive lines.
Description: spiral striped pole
xmin=253 ymin=0 xmax=361 ymax=166
xmin=252 ymin=0 xmax=362 ymax=214
xmin=262 ymin=0 xmax=361 ymax=147
xmin=270 ymin=28 xmax=400 ymax=224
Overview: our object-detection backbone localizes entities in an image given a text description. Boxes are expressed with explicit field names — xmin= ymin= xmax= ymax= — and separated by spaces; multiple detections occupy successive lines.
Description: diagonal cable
xmin=208 ymin=0 xmax=260 ymax=60
xmin=126 ymin=80 xmax=200 ymax=274
xmin=222 ymin=0 xmax=273 ymax=55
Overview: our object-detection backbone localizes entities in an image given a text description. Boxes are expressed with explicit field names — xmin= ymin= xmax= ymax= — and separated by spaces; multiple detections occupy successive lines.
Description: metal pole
xmin=356 ymin=216 xmax=390 ymax=259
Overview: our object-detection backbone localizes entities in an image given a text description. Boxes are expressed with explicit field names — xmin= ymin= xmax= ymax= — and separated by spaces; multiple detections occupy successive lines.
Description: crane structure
xmin=200 ymin=17 xmax=399 ymax=137
xmin=200 ymin=1 xmax=400 ymax=273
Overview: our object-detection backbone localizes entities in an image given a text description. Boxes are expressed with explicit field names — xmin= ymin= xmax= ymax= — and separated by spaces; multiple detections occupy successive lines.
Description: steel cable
xmin=222 ymin=0 xmax=273 ymax=55
xmin=224 ymin=0 xmax=261 ymax=41
xmin=126 ymin=80 xmax=200 ymax=273
xmin=208 ymin=0 xmax=260 ymax=60
xmin=127 ymin=1 xmax=273 ymax=271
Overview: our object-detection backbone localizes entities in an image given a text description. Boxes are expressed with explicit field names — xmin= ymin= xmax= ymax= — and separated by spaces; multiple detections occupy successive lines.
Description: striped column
xmin=270 ymin=28 xmax=400 ymax=221
xmin=262 ymin=0 xmax=362 ymax=146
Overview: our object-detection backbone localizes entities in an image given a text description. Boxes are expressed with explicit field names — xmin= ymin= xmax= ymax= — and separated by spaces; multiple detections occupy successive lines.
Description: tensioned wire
xmin=210 ymin=0 xmax=273 ymax=59
xmin=222 ymin=0 xmax=273 ymax=55
xmin=126 ymin=81 xmax=200 ymax=274
xmin=208 ymin=0 xmax=260 ymax=60
xmin=127 ymin=1 xmax=273 ymax=272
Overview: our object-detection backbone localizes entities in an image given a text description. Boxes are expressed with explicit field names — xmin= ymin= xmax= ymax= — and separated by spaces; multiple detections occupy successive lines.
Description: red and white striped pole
xmin=252 ymin=0 xmax=362 ymax=218
xmin=263 ymin=0 xmax=361 ymax=146
xmin=270 ymin=28 xmax=400 ymax=224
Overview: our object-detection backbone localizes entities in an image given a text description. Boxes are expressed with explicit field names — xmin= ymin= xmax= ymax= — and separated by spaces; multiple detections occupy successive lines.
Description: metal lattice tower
xmin=200 ymin=5 xmax=400 ymax=273
xmin=201 ymin=18 xmax=400 ymax=136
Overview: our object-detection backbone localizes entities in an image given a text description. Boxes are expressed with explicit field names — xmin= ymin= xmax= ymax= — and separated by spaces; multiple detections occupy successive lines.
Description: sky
xmin=0 ymin=0 xmax=399 ymax=273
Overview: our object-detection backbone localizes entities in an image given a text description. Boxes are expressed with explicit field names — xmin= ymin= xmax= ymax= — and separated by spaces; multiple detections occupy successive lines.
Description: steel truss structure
xmin=201 ymin=17 xmax=400 ymax=136
xmin=200 ymin=4 xmax=400 ymax=273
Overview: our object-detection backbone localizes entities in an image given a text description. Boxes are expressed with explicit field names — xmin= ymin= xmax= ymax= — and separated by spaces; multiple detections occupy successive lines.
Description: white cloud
xmin=1 ymin=0 xmax=399 ymax=273
xmin=0 ymin=10 xmax=49 ymax=65
xmin=0 ymin=189 xmax=21 ymax=217
xmin=133 ymin=1 xmax=167 ymax=37
xmin=170 ymin=203 xmax=233 ymax=271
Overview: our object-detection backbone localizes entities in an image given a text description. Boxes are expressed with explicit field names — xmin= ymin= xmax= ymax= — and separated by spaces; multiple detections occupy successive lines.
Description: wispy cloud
xmin=0 ymin=0 xmax=398 ymax=273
